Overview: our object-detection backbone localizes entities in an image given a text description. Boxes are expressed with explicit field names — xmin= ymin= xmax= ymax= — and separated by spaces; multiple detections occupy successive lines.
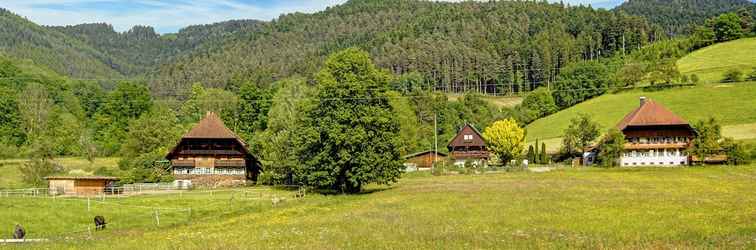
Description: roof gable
xmin=183 ymin=112 xmax=240 ymax=139
xmin=166 ymin=112 xmax=252 ymax=159
xmin=617 ymin=99 xmax=689 ymax=130
xmin=447 ymin=124 xmax=486 ymax=148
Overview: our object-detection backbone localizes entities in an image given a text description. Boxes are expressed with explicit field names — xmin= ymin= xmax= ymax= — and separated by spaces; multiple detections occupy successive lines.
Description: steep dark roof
xmin=447 ymin=123 xmax=486 ymax=149
xmin=166 ymin=112 xmax=251 ymax=159
xmin=616 ymin=99 xmax=689 ymax=130
xmin=183 ymin=112 xmax=240 ymax=139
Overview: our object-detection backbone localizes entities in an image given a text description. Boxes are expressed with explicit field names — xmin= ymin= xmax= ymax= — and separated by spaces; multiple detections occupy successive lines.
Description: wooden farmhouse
xmin=403 ymin=150 xmax=447 ymax=170
xmin=46 ymin=176 xmax=119 ymax=196
xmin=166 ymin=112 xmax=261 ymax=186
xmin=615 ymin=97 xmax=696 ymax=166
xmin=447 ymin=123 xmax=490 ymax=167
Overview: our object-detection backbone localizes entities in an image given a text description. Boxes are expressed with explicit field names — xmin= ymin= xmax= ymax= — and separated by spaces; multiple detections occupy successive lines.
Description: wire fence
xmin=0 ymin=185 xmax=309 ymax=245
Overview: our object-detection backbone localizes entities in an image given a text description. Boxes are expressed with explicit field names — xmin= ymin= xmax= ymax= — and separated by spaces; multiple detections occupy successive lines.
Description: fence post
xmin=155 ymin=209 xmax=160 ymax=226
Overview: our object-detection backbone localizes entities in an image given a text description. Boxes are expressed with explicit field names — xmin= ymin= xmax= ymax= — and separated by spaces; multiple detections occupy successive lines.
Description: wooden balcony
xmin=451 ymin=150 xmax=490 ymax=159
xmin=171 ymin=159 xmax=195 ymax=167
xmin=216 ymin=159 xmax=246 ymax=167
xmin=623 ymin=142 xmax=689 ymax=150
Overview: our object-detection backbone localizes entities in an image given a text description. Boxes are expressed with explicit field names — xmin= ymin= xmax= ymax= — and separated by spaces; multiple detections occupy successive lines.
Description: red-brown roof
xmin=447 ymin=124 xmax=486 ymax=149
xmin=183 ymin=112 xmax=240 ymax=139
xmin=616 ymin=99 xmax=689 ymax=130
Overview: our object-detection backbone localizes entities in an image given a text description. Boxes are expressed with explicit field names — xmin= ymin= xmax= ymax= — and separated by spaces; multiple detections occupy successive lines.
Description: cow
xmin=13 ymin=224 xmax=25 ymax=239
xmin=94 ymin=216 xmax=106 ymax=231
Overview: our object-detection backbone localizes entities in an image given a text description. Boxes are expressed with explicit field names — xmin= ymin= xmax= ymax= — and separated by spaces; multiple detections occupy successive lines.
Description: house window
xmin=463 ymin=134 xmax=473 ymax=141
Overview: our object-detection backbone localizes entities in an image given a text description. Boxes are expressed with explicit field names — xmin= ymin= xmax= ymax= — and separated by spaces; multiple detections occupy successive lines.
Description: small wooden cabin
xmin=447 ymin=123 xmax=490 ymax=167
xmin=166 ymin=112 xmax=261 ymax=186
xmin=403 ymin=150 xmax=447 ymax=170
xmin=46 ymin=176 xmax=119 ymax=196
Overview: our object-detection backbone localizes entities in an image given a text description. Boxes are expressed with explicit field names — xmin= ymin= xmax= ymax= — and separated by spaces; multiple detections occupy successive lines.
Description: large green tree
xmin=295 ymin=48 xmax=403 ymax=193
xmin=93 ymin=81 xmax=153 ymax=155
xmin=689 ymin=118 xmax=722 ymax=164
xmin=258 ymin=77 xmax=314 ymax=184
xmin=561 ymin=113 xmax=601 ymax=157
xmin=597 ymin=128 xmax=626 ymax=167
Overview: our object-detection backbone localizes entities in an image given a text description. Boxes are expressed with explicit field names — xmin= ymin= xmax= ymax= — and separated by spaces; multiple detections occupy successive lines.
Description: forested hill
xmin=615 ymin=0 xmax=756 ymax=35
xmin=49 ymin=20 xmax=264 ymax=77
xmin=149 ymin=0 xmax=659 ymax=96
xmin=0 ymin=8 xmax=124 ymax=79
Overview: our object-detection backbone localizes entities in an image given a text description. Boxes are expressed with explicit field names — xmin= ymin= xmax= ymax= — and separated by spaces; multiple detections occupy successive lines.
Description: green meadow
xmin=678 ymin=38 xmax=756 ymax=83
xmin=1 ymin=165 xmax=752 ymax=249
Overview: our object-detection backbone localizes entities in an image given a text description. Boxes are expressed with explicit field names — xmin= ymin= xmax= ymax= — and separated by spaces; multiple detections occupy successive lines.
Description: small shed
xmin=46 ymin=176 xmax=119 ymax=196
xmin=403 ymin=150 xmax=447 ymax=169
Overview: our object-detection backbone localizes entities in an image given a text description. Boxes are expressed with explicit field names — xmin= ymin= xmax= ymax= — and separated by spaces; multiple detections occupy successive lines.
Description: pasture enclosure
xmin=0 ymin=187 xmax=303 ymax=243
xmin=10 ymin=165 xmax=756 ymax=249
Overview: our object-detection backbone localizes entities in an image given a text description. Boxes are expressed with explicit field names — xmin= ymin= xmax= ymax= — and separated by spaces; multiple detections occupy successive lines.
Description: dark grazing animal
xmin=94 ymin=216 xmax=106 ymax=231
xmin=13 ymin=224 xmax=25 ymax=239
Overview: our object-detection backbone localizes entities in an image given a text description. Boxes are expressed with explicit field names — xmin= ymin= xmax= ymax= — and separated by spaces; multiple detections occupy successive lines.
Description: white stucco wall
xmin=620 ymin=148 xmax=688 ymax=166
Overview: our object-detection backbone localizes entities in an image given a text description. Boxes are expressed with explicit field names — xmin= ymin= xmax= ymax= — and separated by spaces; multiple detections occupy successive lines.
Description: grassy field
xmin=447 ymin=93 xmax=523 ymax=108
xmin=0 ymin=158 xmax=120 ymax=189
xmin=5 ymin=165 xmax=754 ymax=249
xmin=678 ymin=38 xmax=756 ymax=83
xmin=525 ymin=82 xmax=756 ymax=152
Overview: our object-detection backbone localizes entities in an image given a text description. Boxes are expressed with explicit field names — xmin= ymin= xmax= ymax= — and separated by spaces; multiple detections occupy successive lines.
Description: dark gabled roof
xmin=183 ymin=112 xmax=240 ymax=139
xmin=402 ymin=150 xmax=448 ymax=159
xmin=616 ymin=99 xmax=689 ymax=130
xmin=166 ymin=112 xmax=251 ymax=159
xmin=447 ymin=123 xmax=486 ymax=148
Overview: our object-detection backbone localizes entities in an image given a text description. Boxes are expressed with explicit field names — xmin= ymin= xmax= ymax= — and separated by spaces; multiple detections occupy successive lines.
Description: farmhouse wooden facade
xmin=616 ymin=97 xmax=696 ymax=166
xmin=447 ymin=124 xmax=489 ymax=166
xmin=166 ymin=112 xmax=261 ymax=186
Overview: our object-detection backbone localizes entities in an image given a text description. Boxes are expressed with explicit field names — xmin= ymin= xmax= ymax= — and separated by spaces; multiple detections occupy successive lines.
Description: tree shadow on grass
xmin=313 ymin=186 xmax=395 ymax=196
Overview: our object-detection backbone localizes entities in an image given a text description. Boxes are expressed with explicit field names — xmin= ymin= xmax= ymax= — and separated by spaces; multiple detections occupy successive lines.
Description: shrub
xmin=20 ymin=159 xmax=64 ymax=187
xmin=746 ymin=69 xmax=756 ymax=81
xmin=721 ymin=69 xmax=743 ymax=83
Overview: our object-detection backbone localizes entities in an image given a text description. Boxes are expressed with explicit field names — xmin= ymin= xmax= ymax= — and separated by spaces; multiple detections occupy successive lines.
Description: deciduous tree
xmin=482 ymin=118 xmax=526 ymax=166
xmin=295 ymin=48 xmax=403 ymax=193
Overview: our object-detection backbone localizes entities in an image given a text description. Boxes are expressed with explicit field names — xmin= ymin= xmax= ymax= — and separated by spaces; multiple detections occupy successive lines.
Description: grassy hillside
xmin=0 ymin=158 xmax=120 ymax=189
xmin=10 ymin=166 xmax=756 ymax=249
xmin=678 ymin=38 xmax=756 ymax=83
xmin=526 ymin=83 xmax=756 ymax=152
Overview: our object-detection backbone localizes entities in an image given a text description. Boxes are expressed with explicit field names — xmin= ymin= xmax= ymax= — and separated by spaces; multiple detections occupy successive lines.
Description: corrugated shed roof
xmin=447 ymin=123 xmax=486 ymax=148
xmin=183 ymin=112 xmax=240 ymax=139
xmin=616 ymin=99 xmax=689 ymax=130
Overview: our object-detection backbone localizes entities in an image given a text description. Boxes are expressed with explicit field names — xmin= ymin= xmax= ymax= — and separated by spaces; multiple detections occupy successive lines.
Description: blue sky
xmin=3 ymin=0 xmax=625 ymax=34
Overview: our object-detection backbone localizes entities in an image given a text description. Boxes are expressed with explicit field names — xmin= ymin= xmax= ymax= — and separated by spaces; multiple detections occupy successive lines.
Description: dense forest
xmin=616 ymin=0 xmax=755 ymax=35
xmin=151 ymin=0 xmax=659 ymax=96
xmin=2 ymin=0 xmax=663 ymax=95
xmin=0 ymin=0 xmax=754 ymax=186
xmin=50 ymin=20 xmax=264 ymax=77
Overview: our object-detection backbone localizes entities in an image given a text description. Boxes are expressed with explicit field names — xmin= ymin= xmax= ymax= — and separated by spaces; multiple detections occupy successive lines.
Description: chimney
xmin=639 ymin=96 xmax=647 ymax=106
